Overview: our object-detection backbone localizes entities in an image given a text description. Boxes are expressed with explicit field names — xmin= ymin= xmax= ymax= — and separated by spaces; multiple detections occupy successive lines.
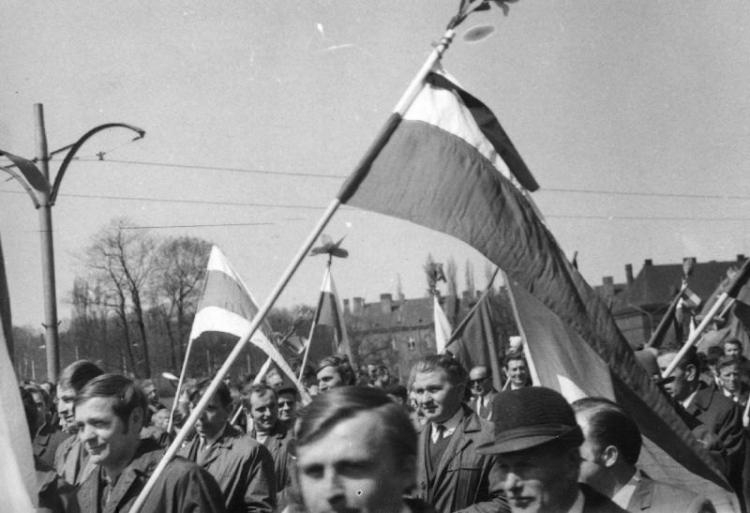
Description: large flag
xmin=433 ymin=295 xmax=452 ymax=354
xmin=341 ymin=71 xmax=737 ymax=509
xmin=445 ymin=286 xmax=503 ymax=392
xmin=187 ymin=246 xmax=304 ymax=394
xmin=0 ymin=236 xmax=35 ymax=512
xmin=303 ymin=266 xmax=355 ymax=369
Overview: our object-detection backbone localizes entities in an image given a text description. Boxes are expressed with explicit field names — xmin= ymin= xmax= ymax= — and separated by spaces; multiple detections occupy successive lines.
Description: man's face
xmin=152 ymin=408 xmax=170 ymax=430
xmin=411 ymin=369 xmax=464 ymax=424
xmin=266 ymin=370 xmax=284 ymax=390
xmin=506 ymin=359 xmax=529 ymax=388
xmin=724 ymin=343 xmax=742 ymax=358
xmin=296 ymin=411 xmax=410 ymax=513
xmin=75 ymin=397 xmax=139 ymax=472
xmin=250 ymin=391 xmax=278 ymax=433
xmin=496 ymin=445 xmax=580 ymax=513
xmin=469 ymin=368 xmax=491 ymax=397
xmin=57 ymin=386 xmax=77 ymax=432
xmin=192 ymin=393 xmax=230 ymax=440
xmin=719 ymin=364 xmax=740 ymax=393
xmin=277 ymin=393 xmax=296 ymax=423
xmin=575 ymin=413 xmax=608 ymax=494
xmin=317 ymin=366 xmax=343 ymax=393
xmin=657 ymin=353 xmax=695 ymax=402
xmin=29 ymin=391 xmax=48 ymax=428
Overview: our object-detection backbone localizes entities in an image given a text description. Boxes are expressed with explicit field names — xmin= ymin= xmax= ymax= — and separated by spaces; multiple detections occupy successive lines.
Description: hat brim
xmin=476 ymin=424 xmax=583 ymax=455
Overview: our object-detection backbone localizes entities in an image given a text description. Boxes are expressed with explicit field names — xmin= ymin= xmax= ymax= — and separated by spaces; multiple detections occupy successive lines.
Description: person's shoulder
xmin=224 ymin=429 xmax=270 ymax=456
xmin=579 ymin=483 xmax=628 ymax=513
xmin=637 ymin=477 xmax=714 ymax=512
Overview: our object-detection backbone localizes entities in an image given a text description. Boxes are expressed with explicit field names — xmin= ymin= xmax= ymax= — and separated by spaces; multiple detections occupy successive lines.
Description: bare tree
xmin=84 ymin=218 xmax=155 ymax=377
xmin=150 ymin=236 xmax=211 ymax=370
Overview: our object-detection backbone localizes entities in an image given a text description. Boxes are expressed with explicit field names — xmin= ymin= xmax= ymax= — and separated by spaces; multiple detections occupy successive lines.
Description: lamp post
xmin=0 ymin=103 xmax=145 ymax=382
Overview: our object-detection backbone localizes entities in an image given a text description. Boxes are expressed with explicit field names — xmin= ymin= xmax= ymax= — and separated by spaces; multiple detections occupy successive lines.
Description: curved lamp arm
xmin=50 ymin=123 xmax=145 ymax=205
xmin=0 ymin=149 xmax=50 ymax=208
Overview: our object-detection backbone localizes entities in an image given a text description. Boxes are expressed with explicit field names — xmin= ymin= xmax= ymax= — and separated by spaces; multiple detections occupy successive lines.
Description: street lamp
xmin=0 ymin=103 xmax=145 ymax=382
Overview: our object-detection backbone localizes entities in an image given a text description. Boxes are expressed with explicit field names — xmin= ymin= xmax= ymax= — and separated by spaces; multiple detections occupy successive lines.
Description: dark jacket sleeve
xmin=242 ymin=442 xmax=277 ymax=513
xmin=160 ymin=463 xmax=228 ymax=513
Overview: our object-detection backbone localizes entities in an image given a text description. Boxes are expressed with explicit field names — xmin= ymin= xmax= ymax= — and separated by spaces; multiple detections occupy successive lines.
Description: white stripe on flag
xmin=434 ymin=295 xmax=452 ymax=354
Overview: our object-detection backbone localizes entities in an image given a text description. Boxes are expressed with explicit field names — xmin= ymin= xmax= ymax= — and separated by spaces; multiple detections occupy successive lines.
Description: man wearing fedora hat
xmin=410 ymin=354 xmax=507 ymax=513
xmin=477 ymin=387 xmax=626 ymax=513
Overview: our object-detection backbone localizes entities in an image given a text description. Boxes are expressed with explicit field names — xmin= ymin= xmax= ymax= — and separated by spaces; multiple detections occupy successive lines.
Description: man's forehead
xmin=469 ymin=368 xmax=488 ymax=379
xmin=76 ymin=396 xmax=117 ymax=417
xmin=250 ymin=391 xmax=276 ymax=406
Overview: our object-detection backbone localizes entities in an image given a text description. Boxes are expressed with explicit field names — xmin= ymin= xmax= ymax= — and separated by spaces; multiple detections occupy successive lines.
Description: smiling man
xmin=409 ymin=354 xmax=507 ymax=513
xmin=477 ymin=387 xmax=625 ymax=513
xmin=315 ymin=355 xmax=356 ymax=393
xmin=69 ymin=374 xmax=225 ymax=513
xmin=294 ymin=386 xmax=428 ymax=513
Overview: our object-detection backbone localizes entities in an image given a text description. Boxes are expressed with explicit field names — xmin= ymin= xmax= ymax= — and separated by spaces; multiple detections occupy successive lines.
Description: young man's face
xmin=468 ymin=368 xmax=491 ymax=397
xmin=411 ymin=369 xmax=464 ymax=424
xmin=250 ymin=391 xmax=278 ymax=433
xmin=317 ymin=366 xmax=344 ymax=393
xmin=496 ymin=444 xmax=580 ymax=513
xmin=57 ymin=386 xmax=77 ymax=432
xmin=277 ymin=392 xmax=296 ymax=423
xmin=575 ymin=412 xmax=609 ymax=495
xmin=192 ymin=393 xmax=230 ymax=440
xmin=724 ymin=343 xmax=742 ymax=358
xmin=506 ymin=359 xmax=529 ymax=388
xmin=296 ymin=411 xmax=411 ymax=513
xmin=657 ymin=352 xmax=695 ymax=402
xmin=75 ymin=397 xmax=140 ymax=473
xmin=719 ymin=364 xmax=740 ymax=393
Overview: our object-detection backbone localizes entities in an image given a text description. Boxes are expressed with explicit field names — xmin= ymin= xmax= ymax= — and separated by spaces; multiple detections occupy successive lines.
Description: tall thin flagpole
xmin=128 ymin=26 xmax=458 ymax=512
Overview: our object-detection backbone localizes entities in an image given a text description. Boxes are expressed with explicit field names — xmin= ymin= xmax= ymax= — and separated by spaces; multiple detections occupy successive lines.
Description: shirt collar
xmin=611 ymin=469 xmax=641 ymax=509
xmin=681 ymin=389 xmax=699 ymax=409
xmin=431 ymin=407 xmax=463 ymax=442
xmin=567 ymin=490 xmax=585 ymax=513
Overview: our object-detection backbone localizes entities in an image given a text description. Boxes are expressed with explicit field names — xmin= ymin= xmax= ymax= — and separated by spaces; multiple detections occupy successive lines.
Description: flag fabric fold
xmin=187 ymin=246 xmax=303 ymax=394
xmin=303 ymin=266 xmax=355 ymax=369
xmin=343 ymin=70 xmax=736 ymax=509
xmin=433 ymin=295 xmax=453 ymax=355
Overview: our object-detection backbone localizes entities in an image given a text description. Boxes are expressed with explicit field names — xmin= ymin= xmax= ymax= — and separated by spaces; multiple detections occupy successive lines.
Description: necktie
xmin=433 ymin=424 xmax=446 ymax=444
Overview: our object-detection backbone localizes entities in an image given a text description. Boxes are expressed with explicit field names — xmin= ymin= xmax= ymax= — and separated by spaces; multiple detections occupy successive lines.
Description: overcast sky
xmin=2 ymin=1 xmax=750 ymax=328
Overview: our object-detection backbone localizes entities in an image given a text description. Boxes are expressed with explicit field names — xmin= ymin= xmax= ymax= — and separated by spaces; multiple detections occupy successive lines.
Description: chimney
xmin=644 ymin=259 xmax=653 ymax=266
xmin=602 ymin=276 xmax=614 ymax=298
xmin=462 ymin=290 xmax=473 ymax=303
xmin=343 ymin=298 xmax=350 ymax=314
xmin=625 ymin=264 xmax=634 ymax=285
xmin=352 ymin=297 xmax=364 ymax=316
xmin=738 ymin=254 xmax=746 ymax=263
xmin=380 ymin=293 xmax=392 ymax=314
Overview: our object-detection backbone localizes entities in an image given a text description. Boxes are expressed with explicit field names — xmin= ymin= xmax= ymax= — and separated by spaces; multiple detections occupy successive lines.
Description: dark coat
xmin=258 ymin=422 xmax=293 ymax=503
xmin=625 ymin=475 xmax=715 ymax=513
xmin=415 ymin=405 xmax=508 ymax=513
xmin=32 ymin=422 xmax=67 ymax=469
xmin=54 ymin=434 xmax=96 ymax=486
xmin=179 ymin=423 xmax=276 ymax=513
xmin=68 ymin=439 xmax=226 ymax=513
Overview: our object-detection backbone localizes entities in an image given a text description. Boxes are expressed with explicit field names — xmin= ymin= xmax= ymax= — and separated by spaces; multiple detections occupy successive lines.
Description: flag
xmin=433 ymin=295 xmax=452 ymax=354
xmin=446 ymin=286 xmax=503 ymax=392
xmin=303 ymin=266 xmax=355 ymax=369
xmin=0 ymin=235 xmax=36 ymax=512
xmin=188 ymin=246 xmax=304 ymax=394
xmin=341 ymin=71 xmax=736 ymax=509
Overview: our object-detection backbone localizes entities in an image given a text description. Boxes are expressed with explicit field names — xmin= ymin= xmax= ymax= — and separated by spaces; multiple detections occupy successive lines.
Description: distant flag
xmin=341 ymin=70 xmax=737 ymax=509
xmin=446 ymin=276 xmax=503 ymax=392
xmin=0 ymin=236 xmax=35 ymax=512
xmin=184 ymin=246 xmax=305 ymax=396
xmin=301 ymin=266 xmax=355 ymax=370
xmin=433 ymin=295 xmax=452 ymax=354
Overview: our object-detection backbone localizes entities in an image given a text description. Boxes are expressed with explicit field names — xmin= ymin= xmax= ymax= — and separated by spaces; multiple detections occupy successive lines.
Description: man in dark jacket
xmin=477 ymin=387 xmax=626 ymax=513
xmin=180 ymin=379 xmax=276 ymax=513
xmin=410 ymin=354 xmax=507 ymax=513
xmin=68 ymin=374 xmax=226 ymax=513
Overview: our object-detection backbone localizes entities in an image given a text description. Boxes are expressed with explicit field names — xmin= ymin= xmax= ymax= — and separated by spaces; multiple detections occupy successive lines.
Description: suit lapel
xmin=433 ymin=410 xmax=472 ymax=483
xmin=105 ymin=466 xmax=143 ymax=513
xmin=627 ymin=477 xmax=653 ymax=511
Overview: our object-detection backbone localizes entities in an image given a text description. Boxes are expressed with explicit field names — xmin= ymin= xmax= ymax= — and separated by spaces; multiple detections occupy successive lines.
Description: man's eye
xmin=301 ymin=466 xmax=324 ymax=479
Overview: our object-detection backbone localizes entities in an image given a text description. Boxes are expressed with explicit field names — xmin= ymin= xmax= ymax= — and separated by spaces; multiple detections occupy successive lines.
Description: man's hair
xmin=409 ymin=354 xmax=467 ymax=387
xmin=503 ymin=351 xmax=527 ymax=368
xmin=717 ymin=355 xmax=741 ymax=372
xmin=661 ymin=347 xmax=699 ymax=372
xmin=188 ymin=379 xmax=232 ymax=409
xmin=75 ymin=374 xmax=147 ymax=426
xmin=724 ymin=338 xmax=742 ymax=350
xmin=295 ymin=386 xmax=416 ymax=468
xmin=572 ymin=397 xmax=641 ymax=466
xmin=23 ymin=382 xmax=50 ymax=410
xmin=315 ymin=355 xmax=356 ymax=386
xmin=245 ymin=383 xmax=277 ymax=407
xmin=58 ymin=359 xmax=104 ymax=392
xmin=277 ymin=386 xmax=298 ymax=399
xmin=706 ymin=345 xmax=725 ymax=366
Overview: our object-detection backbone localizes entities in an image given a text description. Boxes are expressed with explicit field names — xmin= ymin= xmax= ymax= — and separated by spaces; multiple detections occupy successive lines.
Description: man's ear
xmin=686 ymin=364 xmax=698 ymax=382
xmin=600 ymin=445 xmax=619 ymax=468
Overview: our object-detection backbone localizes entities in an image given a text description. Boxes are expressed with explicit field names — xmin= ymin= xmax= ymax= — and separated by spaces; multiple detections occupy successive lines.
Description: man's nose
xmin=502 ymin=472 xmax=523 ymax=495
xmin=325 ymin=471 xmax=346 ymax=510
xmin=78 ymin=424 xmax=95 ymax=442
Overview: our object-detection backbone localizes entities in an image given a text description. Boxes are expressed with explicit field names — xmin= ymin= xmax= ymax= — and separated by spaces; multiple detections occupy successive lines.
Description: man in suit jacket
xmin=572 ymin=396 xmax=715 ymax=513
xmin=68 ymin=374 xmax=226 ymax=513
xmin=410 ymin=354 xmax=507 ymax=513
xmin=477 ymin=387 xmax=627 ymax=513
xmin=468 ymin=366 xmax=497 ymax=420
xmin=179 ymin=379 xmax=276 ymax=513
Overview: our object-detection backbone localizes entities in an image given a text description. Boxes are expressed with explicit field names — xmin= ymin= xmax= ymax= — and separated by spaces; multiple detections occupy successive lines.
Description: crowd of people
xmin=16 ymin=336 xmax=750 ymax=513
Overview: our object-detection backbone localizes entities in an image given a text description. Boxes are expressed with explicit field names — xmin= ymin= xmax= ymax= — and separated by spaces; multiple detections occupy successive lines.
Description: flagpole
xmin=662 ymin=258 xmax=750 ymax=379
xmin=166 ymin=337 xmax=195 ymax=433
xmin=128 ymin=22 xmax=463 ymax=513
xmin=298 ymin=266 xmax=328 ymax=380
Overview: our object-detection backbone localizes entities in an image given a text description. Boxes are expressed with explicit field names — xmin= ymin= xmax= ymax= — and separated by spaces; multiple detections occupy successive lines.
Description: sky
xmin=2 ymin=1 xmax=750 ymax=329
